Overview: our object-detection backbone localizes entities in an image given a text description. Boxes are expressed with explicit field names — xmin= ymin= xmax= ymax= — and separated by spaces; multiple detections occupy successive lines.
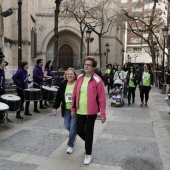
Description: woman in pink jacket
xmin=71 ymin=57 xmax=106 ymax=165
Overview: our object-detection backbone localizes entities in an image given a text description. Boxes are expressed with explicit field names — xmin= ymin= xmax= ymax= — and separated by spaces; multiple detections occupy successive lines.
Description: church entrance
xmin=58 ymin=44 xmax=73 ymax=70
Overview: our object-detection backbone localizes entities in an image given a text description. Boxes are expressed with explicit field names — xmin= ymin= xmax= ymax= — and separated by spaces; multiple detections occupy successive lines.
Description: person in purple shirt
xmin=0 ymin=59 xmax=6 ymax=95
xmin=33 ymin=59 xmax=47 ymax=113
xmin=0 ymin=58 xmax=13 ymax=122
xmin=43 ymin=60 xmax=53 ymax=107
xmin=12 ymin=61 xmax=31 ymax=119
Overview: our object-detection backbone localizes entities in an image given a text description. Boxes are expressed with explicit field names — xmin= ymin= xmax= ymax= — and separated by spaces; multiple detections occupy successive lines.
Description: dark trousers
xmin=139 ymin=85 xmax=151 ymax=103
xmin=107 ymin=83 xmax=113 ymax=93
xmin=33 ymin=83 xmax=43 ymax=110
xmin=17 ymin=88 xmax=30 ymax=112
xmin=128 ymin=86 xmax=136 ymax=103
xmin=76 ymin=114 xmax=97 ymax=155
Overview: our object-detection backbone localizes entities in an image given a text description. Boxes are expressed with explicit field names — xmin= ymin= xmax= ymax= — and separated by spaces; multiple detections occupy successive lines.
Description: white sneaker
xmin=66 ymin=147 xmax=74 ymax=154
xmin=84 ymin=154 xmax=92 ymax=165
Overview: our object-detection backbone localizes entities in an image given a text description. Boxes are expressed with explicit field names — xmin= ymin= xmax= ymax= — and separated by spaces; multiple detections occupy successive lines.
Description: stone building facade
xmin=0 ymin=0 xmax=124 ymax=73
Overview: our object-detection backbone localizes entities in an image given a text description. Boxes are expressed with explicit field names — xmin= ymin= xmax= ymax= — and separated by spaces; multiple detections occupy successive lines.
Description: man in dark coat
xmin=33 ymin=59 xmax=47 ymax=112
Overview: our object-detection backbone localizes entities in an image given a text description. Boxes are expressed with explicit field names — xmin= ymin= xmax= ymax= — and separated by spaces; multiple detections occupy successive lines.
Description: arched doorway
xmin=59 ymin=44 xmax=73 ymax=69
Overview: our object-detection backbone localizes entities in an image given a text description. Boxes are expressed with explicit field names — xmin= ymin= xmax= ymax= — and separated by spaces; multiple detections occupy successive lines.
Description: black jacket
xmin=53 ymin=80 xmax=68 ymax=117
xmin=126 ymin=72 xmax=138 ymax=87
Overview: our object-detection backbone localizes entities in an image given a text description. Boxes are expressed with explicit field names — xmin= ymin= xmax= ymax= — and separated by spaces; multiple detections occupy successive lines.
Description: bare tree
xmin=120 ymin=0 xmax=168 ymax=84
xmin=64 ymin=0 xmax=121 ymax=67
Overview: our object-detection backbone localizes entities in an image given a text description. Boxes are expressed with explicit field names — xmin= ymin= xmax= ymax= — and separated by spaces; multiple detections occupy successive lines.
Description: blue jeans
xmin=64 ymin=110 xmax=77 ymax=148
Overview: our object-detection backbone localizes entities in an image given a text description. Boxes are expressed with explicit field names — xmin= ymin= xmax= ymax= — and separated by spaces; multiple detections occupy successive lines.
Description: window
xmin=132 ymin=0 xmax=142 ymax=2
xmin=131 ymin=38 xmax=141 ymax=43
xmin=133 ymin=47 xmax=142 ymax=52
xmin=121 ymin=0 xmax=128 ymax=3
xmin=132 ymin=7 xmax=143 ymax=12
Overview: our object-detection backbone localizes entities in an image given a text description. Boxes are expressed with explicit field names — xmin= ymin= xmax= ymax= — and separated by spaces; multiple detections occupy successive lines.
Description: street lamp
xmin=0 ymin=8 xmax=13 ymax=17
xmin=18 ymin=0 xmax=23 ymax=68
xmin=122 ymin=49 xmax=125 ymax=66
xmin=105 ymin=43 xmax=110 ymax=64
xmin=86 ymin=29 xmax=94 ymax=56
xmin=53 ymin=0 xmax=62 ymax=70
xmin=127 ymin=54 xmax=131 ymax=63
xmin=162 ymin=26 xmax=168 ymax=94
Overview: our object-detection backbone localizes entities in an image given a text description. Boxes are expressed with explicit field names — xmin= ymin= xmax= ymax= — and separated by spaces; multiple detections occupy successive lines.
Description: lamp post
xmin=122 ymin=49 xmax=125 ymax=66
xmin=105 ymin=43 xmax=110 ymax=64
xmin=18 ymin=0 xmax=23 ymax=68
xmin=127 ymin=54 xmax=131 ymax=63
xmin=162 ymin=26 xmax=168 ymax=94
xmin=53 ymin=0 xmax=62 ymax=70
xmin=0 ymin=8 xmax=13 ymax=17
xmin=86 ymin=29 xmax=94 ymax=56
xmin=156 ymin=49 xmax=159 ymax=65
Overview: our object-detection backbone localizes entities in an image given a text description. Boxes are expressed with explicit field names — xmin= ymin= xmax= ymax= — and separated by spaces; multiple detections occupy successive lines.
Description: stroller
xmin=110 ymin=79 xmax=124 ymax=107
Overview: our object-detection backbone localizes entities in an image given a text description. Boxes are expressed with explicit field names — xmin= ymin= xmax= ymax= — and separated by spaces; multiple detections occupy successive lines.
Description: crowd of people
xmin=103 ymin=63 xmax=154 ymax=106
xmin=0 ymin=56 xmax=106 ymax=165
xmin=0 ymin=46 xmax=166 ymax=165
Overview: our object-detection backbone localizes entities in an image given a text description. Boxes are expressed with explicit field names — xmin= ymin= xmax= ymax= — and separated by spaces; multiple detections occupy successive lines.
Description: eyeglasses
xmin=84 ymin=64 xmax=92 ymax=67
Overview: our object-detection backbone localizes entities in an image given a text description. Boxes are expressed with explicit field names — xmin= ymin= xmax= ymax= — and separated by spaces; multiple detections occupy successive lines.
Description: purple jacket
xmin=33 ymin=65 xmax=43 ymax=85
xmin=0 ymin=68 xmax=5 ymax=91
xmin=44 ymin=68 xmax=53 ymax=85
xmin=12 ymin=67 xmax=28 ymax=89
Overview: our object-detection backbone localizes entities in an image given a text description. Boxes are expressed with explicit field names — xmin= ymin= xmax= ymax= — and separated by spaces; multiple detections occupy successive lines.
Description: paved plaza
xmin=0 ymin=87 xmax=170 ymax=170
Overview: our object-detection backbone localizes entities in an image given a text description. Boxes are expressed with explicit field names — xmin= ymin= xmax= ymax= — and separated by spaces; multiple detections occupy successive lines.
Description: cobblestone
xmin=0 ymin=87 xmax=170 ymax=170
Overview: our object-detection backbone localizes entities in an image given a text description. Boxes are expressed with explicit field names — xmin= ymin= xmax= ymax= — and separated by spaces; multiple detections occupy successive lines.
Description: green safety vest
xmin=142 ymin=71 xmax=151 ymax=86
xmin=129 ymin=73 xmax=135 ymax=87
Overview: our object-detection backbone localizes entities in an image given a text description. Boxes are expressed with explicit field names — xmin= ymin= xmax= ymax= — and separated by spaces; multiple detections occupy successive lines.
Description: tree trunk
xmin=80 ymin=33 xmax=84 ymax=67
xmin=98 ymin=34 xmax=102 ymax=68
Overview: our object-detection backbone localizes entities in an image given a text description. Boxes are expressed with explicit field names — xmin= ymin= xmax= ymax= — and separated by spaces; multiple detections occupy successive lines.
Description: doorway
xmin=58 ymin=44 xmax=73 ymax=70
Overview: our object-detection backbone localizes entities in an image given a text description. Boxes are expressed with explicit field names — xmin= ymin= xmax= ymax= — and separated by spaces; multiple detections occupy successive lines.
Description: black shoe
xmin=24 ymin=111 xmax=32 ymax=116
xmin=16 ymin=115 xmax=24 ymax=119
xmin=33 ymin=109 xmax=41 ymax=113
xmin=40 ymin=106 xmax=47 ymax=109
xmin=128 ymin=103 xmax=130 ymax=106
xmin=132 ymin=99 xmax=135 ymax=103
xmin=44 ymin=103 xmax=49 ymax=107
xmin=7 ymin=118 xmax=13 ymax=122
xmin=21 ymin=107 xmax=24 ymax=111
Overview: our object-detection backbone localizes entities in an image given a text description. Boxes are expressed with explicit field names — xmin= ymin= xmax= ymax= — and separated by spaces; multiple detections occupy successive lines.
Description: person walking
xmin=138 ymin=64 xmax=153 ymax=107
xmin=126 ymin=66 xmax=137 ymax=105
xmin=105 ymin=63 xmax=113 ymax=94
xmin=53 ymin=68 xmax=77 ymax=154
xmin=12 ymin=61 xmax=31 ymax=119
xmin=71 ymin=57 xmax=106 ymax=165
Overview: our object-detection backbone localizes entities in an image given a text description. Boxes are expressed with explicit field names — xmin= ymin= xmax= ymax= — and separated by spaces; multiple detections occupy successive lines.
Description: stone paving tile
xmin=92 ymin=138 xmax=163 ymax=169
xmin=159 ymin=111 xmax=170 ymax=122
xmin=112 ymin=109 xmax=150 ymax=118
xmin=165 ymin=124 xmax=170 ymax=136
xmin=102 ymin=121 xmax=155 ymax=138
xmin=0 ymin=159 xmax=38 ymax=170
xmin=32 ymin=114 xmax=65 ymax=131
xmin=153 ymin=98 xmax=169 ymax=105
xmin=0 ymin=129 xmax=67 ymax=157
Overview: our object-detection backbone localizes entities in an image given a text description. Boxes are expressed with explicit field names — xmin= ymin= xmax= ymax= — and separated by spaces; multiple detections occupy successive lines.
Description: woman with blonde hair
xmin=53 ymin=68 xmax=77 ymax=154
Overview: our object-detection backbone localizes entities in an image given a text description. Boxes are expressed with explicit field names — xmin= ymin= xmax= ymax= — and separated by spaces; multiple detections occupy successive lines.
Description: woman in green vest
xmin=105 ymin=64 xmax=114 ymax=94
xmin=53 ymin=68 xmax=77 ymax=154
xmin=137 ymin=64 xmax=153 ymax=107
xmin=126 ymin=66 xmax=137 ymax=105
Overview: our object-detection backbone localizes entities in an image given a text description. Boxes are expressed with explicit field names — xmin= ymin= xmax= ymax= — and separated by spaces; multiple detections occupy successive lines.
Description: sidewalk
xmin=0 ymin=87 xmax=170 ymax=170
